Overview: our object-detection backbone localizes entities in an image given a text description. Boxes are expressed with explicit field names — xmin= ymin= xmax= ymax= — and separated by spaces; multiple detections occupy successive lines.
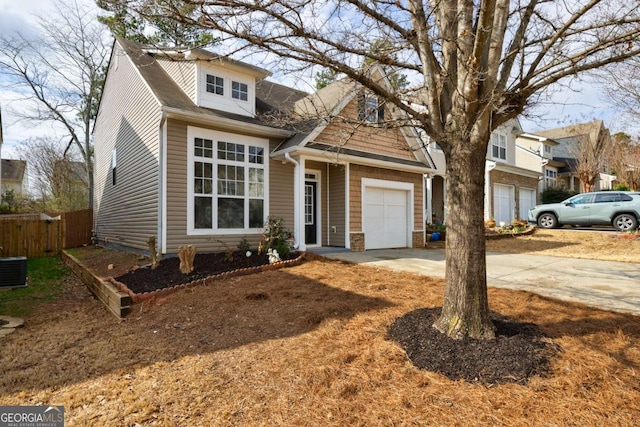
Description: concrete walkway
xmin=316 ymin=248 xmax=640 ymax=316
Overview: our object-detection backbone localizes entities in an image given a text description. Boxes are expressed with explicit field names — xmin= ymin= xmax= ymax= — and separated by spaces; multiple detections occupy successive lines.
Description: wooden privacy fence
xmin=0 ymin=209 xmax=93 ymax=258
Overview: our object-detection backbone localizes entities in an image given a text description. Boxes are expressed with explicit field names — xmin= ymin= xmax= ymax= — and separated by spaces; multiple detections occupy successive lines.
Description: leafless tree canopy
xmin=599 ymin=57 xmax=640 ymax=125
xmin=106 ymin=0 xmax=640 ymax=339
xmin=0 ymin=0 xmax=110 ymax=209
xmin=116 ymin=1 xmax=640 ymax=143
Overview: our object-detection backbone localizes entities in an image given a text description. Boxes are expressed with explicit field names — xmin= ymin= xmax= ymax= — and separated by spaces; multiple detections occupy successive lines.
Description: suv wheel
xmin=538 ymin=213 xmax=558 ymax=229
xmin=613 ymin=214 xmax=638 ymax=232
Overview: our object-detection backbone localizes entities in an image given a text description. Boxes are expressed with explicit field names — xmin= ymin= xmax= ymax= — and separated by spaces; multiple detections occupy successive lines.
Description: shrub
xmin=237 ymin=237 xmax=251 ymax=253
xmin=540 ymin=188 xmax=576 ymax=204
xmin=262 ymin=216 xmax=292 ymax=258
xmin=613 ymin=183 xmax=631 ymax=191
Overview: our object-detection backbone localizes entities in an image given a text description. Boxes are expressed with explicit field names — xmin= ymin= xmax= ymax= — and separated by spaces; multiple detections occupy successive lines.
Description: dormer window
xmin=544 ymin=144 xmax=551 ymax=154
xmin=232 ymin=81 xmax=248 ymax=101
xmin=491 ymin=133 xmax=507 ymax=161
xmin=358 ymin=93 xmax=385 ymax=123
xmin=206 ymin=74 xmax=224 ymax=95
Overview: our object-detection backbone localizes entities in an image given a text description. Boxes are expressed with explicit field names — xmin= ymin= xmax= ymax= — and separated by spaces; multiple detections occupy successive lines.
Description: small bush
xmin=613 ymin=183 xmax=631 ymax=191
xmin=237 ymin=237 xmax=251 ymax=253
xmin=541 ymin=188 xmax=576 ymax=204
xmin=262 ymin=216 xmax=293 ymax=258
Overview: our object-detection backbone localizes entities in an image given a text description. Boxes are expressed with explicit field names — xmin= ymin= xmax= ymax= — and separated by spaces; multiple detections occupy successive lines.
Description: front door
xmin=305 ymin=181 xmax=317 ymax=245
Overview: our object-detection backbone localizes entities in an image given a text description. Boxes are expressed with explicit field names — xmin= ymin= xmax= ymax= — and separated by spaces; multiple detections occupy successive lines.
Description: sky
xmin=0 ymin=0 xmax=633 ymax=160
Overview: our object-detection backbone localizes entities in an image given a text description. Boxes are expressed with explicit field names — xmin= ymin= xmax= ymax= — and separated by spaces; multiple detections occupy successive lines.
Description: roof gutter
xmin=272 ymin=145 xmax=436 ymax=175
xmin=163 ymin=107 xmax=293 ymax=138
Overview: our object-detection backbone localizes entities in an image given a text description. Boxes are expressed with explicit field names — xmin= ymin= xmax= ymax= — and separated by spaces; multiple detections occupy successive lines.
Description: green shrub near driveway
xmin=540 ymin=187 xmax=577 ymax=204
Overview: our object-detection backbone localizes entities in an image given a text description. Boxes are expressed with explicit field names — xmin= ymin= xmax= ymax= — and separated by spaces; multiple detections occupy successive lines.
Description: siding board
xmin=94 ymin=42 xmax=162 ymax=252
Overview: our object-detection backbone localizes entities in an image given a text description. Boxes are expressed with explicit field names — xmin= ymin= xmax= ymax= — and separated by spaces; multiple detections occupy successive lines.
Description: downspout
xmin=158 ymin=112 xmax=167 ymax=256
xmin=283 ymin=152 xmax=300 ymax=249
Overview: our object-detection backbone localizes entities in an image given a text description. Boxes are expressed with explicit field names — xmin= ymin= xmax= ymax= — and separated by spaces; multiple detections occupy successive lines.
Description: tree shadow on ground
xmin=0 ymin=268 xmax=393 ymax=395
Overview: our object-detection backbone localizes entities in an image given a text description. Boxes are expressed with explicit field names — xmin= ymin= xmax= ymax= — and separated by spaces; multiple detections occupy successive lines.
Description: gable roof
xmin=272 ymin=71 xmax=436 ymax=169
xmin=535 ymin=120 xmax=610 ymax=160
xmin=112 ymin=38 xmax=306 ymax=135
xmin=1 ymin=159 xmax=26 ymax=182
xmin=535 ymin=120 xmax=606 ymax=140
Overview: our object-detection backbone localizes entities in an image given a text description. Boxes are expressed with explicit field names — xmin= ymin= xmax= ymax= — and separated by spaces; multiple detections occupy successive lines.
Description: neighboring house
xmin=424 ymin=119 xmax=540 ymax=225
xmin=1 ymin=159 xmax=27 ymax=196
xmin=535 ymin=120 xmax=614 ymax=192
xmin=52 ymin=160 xmax=89 ymax=210
xmin=93 ymin=38 xmax=437 ymax=255
xmin=515 ymin=131 xmax=564 ymax=197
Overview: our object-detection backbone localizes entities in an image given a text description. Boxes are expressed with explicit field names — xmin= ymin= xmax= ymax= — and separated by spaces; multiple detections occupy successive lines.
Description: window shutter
xmin=377 ymin=103 xmax=384 ymax=122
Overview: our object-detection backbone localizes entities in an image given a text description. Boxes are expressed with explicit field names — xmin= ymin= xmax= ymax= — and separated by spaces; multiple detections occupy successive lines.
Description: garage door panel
xmin=364 ymin=187 xmax=409 ymax=250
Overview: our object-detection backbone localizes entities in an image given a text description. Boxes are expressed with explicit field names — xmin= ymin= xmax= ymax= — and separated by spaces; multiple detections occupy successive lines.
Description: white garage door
xmin=519 ymin=188 xmax=536 ymax=220
xmin=364 ymin=187 xmax=408 ymax=250
xmin=493 ymin=184 xmax=514 ymax=225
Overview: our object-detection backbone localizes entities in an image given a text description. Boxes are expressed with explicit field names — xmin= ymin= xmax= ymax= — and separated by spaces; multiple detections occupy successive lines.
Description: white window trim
xmin=491 ymin=133 xmax=507 ymax=162
xmin=304 ymin=168 xmax=322 ymax=248
xmin=187 ymin=126 xmax=269 ymax=235
xmin=231 ymin=80 xmax=249 ymax=102
xmin=364 ymin=95 xmax=379 ymax=123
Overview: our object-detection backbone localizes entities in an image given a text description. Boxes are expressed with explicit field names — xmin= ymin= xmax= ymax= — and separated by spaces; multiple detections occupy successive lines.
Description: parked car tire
xmin=537 ymin=213 xmax=558 ymax=229
xmin=613 ymin=214 xmax=638 ymax=232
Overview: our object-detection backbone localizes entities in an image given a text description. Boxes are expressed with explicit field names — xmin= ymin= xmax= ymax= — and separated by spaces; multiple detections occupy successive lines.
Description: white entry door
xmin=519 ymin=188 xmax=536 ymax=220
xmin=363 ymin=187 xmax=408 ymax=249
xmin=493 ymin=184 xmax=514 ymax=225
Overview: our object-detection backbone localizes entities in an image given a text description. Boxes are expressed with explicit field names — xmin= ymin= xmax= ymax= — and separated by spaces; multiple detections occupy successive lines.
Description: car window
xmin=620 ymin=194 xmax=633 ymax=202
xmin=595 ymin=193 xmax=619 ymax=203
xmin=568 ymin=194 xmax=594 ymax=204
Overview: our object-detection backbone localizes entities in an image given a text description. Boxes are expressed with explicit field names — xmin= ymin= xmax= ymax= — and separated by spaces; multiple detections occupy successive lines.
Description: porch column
xmin=297 ymin=157 xmax=306 ymax=251
xmin=425 ymin=175 xmax=433 ymax=226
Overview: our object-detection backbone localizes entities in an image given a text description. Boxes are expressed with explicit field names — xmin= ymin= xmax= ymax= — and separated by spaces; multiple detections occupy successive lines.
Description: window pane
xmin=206 ymin=74 xmax=223 ymax=95
xmin=195 ymin=197 xmax=212 ymax=229
xmin=249 ymin=146 xmax=264 ymax=164
xmin=249 ymin=199 xmax=264 ymax=228
xmin=218 ymin=198 xmax=244 ymax=228
xmin=232 ymin=81 xmax=248 ymax=101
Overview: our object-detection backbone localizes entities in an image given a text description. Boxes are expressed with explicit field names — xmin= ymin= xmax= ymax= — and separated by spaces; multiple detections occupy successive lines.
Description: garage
xmin=363 ymin=186 xmax=409 ymax=250
xmin=493 ymin=184 xmax=514 ymax=225
xmin=519 ymin=188 xmax=536 ymax=220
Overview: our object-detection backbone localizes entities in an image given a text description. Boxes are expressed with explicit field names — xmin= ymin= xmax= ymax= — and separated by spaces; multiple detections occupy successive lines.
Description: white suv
xmin=528 ymin=191 xmax=640 ymax=231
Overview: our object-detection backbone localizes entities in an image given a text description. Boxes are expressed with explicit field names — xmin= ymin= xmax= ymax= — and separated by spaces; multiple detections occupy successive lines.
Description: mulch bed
xmin=388 ymin=307 xmax=559 ymax=385
xmin=114 ymin=251 xmax=301 ymax=294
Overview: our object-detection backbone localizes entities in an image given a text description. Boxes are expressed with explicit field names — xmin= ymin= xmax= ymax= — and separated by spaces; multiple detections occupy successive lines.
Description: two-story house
xmin=424 ymin=119 xmax=541 ymax=225
xmin=535 ymin=120 xmax=615 ymax=192
xmin=1 ymin=159 xmax=27 ymax=196
xmin=93 ymin=38 xmax=437 ymax=255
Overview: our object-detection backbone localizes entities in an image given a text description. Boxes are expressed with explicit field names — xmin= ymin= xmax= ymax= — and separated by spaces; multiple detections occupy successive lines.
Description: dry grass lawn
xmin=1 ymin=230 xmax=639 ymax=425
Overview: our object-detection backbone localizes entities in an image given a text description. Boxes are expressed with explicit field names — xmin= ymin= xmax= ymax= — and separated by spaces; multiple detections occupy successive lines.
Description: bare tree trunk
xmin=433 ymin=138 xmax=495 ymax=340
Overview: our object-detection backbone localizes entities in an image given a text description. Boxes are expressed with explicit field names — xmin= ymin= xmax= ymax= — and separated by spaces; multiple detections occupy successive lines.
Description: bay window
xmin=188 ymin=127 xmax=268 ymax=234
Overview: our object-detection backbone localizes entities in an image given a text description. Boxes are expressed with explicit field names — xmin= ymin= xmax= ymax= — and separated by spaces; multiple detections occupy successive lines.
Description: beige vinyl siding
xmin=94 ymin=42 xmax=162 ymax=252
xmin=327 ymin=163 xmax=346 ymax=247
xmin=156 ymin=58 xmax=197 ymax=102
xmin=315 ymin=97 xmax=416 ymax=161
xmin=164 ymin=119 xmax=293 ymax=254
xmin=514 ymin=146 xmax=543 ymax=173
xmin=269 ymin=150 xmax=295 ymax=230
xmin=348 ymin=164 xmax=423 ymax=232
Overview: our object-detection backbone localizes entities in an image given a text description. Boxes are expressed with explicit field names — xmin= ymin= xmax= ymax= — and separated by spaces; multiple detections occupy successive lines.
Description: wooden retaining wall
xmin=60 ymin=250 xmax=131 ymax=318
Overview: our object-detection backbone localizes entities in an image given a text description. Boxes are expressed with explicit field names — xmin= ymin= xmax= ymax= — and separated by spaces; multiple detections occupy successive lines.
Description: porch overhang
xmin=271 ymin=143 xmax=437 ymax=175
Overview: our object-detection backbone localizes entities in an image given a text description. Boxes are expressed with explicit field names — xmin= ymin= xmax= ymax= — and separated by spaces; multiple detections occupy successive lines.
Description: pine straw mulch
xmin=1 ymin=253 xmax=640 ymax=426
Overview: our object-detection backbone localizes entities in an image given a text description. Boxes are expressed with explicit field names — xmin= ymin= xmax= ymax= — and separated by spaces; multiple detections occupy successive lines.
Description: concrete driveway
xmin=315 ymin=248 xmax=640 ymax=316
